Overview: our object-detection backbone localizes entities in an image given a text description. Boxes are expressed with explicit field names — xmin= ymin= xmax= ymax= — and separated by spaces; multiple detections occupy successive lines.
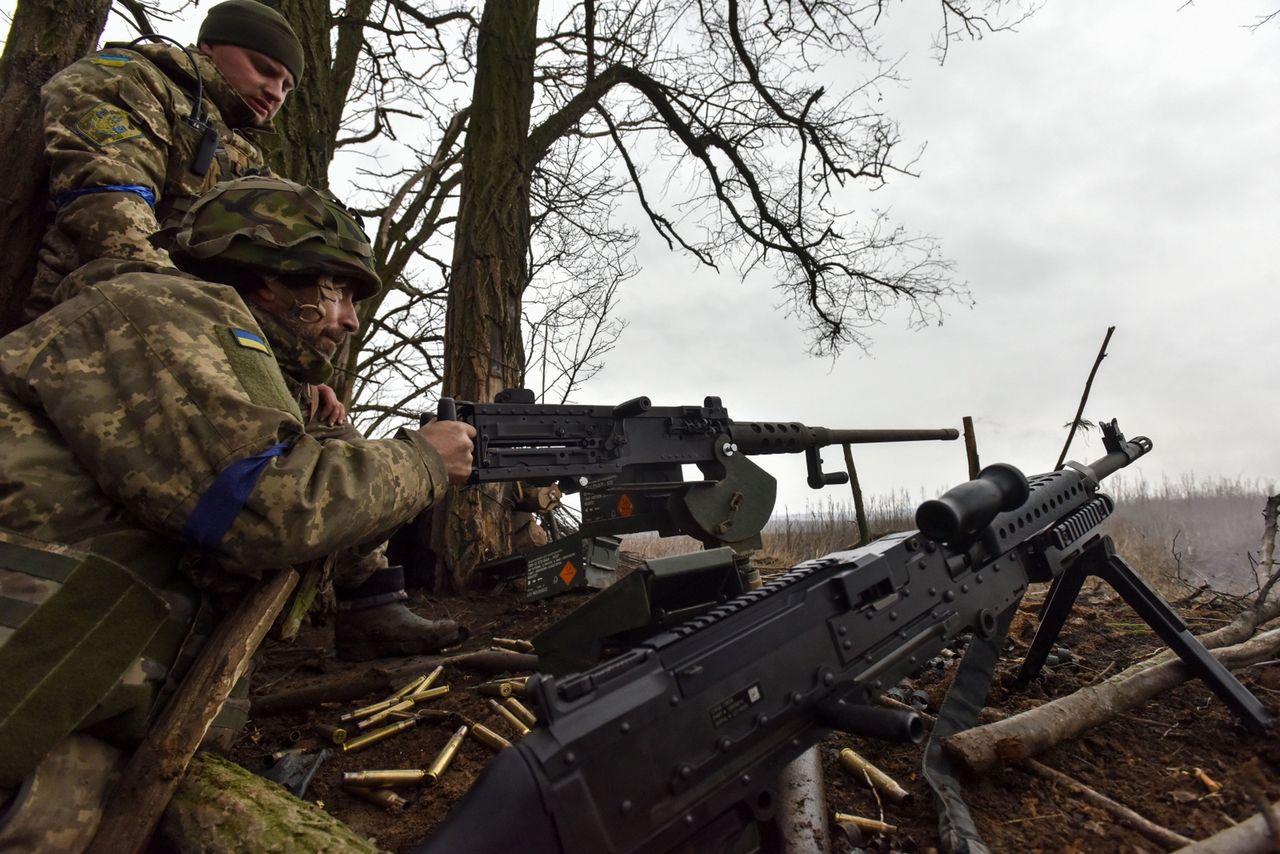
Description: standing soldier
xmin=26 ymin=0 xmax=302 ymax=321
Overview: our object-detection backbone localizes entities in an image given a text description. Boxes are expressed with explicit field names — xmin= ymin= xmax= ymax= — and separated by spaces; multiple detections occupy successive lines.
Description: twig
xmin=1055 ymin=325 xmax=1115 ymax=470
xmin=1023 ymin=759 xmax=1193 ymax=849
xmin=1002 ymin=811 xmax=1065 ymax=825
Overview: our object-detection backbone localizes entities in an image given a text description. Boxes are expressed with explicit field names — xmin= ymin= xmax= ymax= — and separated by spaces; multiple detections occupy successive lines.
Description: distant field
xmin=621 ymin=477 xmax=1277 ymax=596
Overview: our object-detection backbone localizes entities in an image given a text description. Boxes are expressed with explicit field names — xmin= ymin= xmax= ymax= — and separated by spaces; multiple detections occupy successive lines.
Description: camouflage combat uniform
xmin=0 ymin=262 xmax=447 ymax=791
xmin=26 ymin=41 xmax=267 ymax=321
xmin=0 ymin=263 xmax=445 ymax=580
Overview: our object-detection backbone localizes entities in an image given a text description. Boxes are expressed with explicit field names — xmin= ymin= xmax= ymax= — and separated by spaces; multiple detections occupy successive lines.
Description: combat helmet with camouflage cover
xmin=172 ymin=175 xmax=381 ymax=300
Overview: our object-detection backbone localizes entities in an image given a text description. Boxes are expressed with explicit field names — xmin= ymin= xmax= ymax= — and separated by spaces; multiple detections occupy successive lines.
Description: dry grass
xmin=622 ymin=477 xmax=1278 ymax=596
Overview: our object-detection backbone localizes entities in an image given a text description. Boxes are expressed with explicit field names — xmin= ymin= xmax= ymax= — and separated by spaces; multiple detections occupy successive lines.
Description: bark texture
xmin=0 ymin=0 xmax=111 ymax=334
xmin=436 ymin=0 xmax=539 ymax=589
xmin=260 ymin=0 xmax=370 ymax=189
xmin=158 ymin=753 xmax=385 ymax=853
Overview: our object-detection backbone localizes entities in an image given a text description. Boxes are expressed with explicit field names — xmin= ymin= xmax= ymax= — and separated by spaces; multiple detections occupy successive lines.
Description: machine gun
xmin=415 ymin=422 xmax=1269 ymax=854
xmin=436 ymin=387 xmax=958 ymax=553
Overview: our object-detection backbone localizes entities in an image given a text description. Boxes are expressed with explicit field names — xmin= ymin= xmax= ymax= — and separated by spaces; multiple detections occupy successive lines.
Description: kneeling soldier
xmin=0 ymin=176 xmax=475 ymax=850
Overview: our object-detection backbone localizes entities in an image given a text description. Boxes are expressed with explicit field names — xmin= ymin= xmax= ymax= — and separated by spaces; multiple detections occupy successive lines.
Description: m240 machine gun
xmin=414 ymin=421 xmax=1270 ymax=854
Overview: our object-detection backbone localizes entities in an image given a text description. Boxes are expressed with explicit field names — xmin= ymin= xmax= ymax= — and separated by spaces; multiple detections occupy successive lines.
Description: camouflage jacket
xmin=26 ymin=42 xmax=269 ymax=322
xmin=0 ymin=264 xmax=447 ymax=574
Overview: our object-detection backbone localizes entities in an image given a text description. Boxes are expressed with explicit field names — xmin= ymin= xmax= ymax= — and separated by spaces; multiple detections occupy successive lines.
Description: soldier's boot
xmin=334 ymin=565 xmax=465 ymax=660
xmin=334 ymin=602 xmax=465 ymax=661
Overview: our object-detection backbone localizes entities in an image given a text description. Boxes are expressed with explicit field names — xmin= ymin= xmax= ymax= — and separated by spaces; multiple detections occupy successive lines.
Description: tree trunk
xmin=0 ymin=0 xmax=111 ymax=334
xmin=262 ymin=0 xmax=373 ymax=406
xmin=260 ymin=0 xmax=338 ymax=189
xmin=435 ymin=0 xmax=539 ymax=590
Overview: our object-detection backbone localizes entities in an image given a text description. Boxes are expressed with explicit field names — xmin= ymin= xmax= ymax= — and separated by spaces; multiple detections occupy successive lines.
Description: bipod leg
xmin=1015 ymin=569 xmax=1087 ymax=687
xmin=1091 ymin=539 xmax=1271 ymax=732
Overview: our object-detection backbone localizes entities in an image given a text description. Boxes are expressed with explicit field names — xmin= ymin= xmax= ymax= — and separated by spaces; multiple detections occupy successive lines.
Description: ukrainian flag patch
xmin=231 ymin=329 xmax=271 ymax=354
xmin=90 ymin=54 xmax=132 ymax=67
xmin=216 ymin=325 xmax=301 ymax=420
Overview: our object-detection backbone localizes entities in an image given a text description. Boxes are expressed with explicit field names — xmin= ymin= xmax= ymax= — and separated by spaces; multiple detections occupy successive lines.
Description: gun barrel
xmin=730 ymin=422 xmax=959 ymax=455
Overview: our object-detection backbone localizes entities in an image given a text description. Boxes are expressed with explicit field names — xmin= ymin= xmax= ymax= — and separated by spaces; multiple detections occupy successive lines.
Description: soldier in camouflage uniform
xmin=0 ymin=176 xmax=475 ymax=850
xmin=25 ymin=0 xmax=303 ymax=322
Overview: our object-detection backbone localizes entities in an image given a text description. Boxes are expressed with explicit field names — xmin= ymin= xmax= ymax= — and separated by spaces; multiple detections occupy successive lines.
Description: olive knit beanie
xmin=198 ymin=0 xmax=305 ymax=84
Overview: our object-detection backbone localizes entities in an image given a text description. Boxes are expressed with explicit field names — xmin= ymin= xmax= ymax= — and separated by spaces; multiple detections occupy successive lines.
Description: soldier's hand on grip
xmin=419 ymin=418 xmax=476 ymax=485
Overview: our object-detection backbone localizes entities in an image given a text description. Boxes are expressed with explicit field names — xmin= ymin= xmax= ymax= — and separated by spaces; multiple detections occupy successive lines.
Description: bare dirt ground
xmin=233 ymin=565 xmax=1280 ymax=853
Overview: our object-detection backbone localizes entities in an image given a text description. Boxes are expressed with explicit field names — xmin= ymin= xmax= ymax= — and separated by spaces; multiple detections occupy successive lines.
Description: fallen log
xmin=943 ymin=626 xmax=1280 ymax=774
xmin=157 ymin=752 xmax=385 ymax=853
xmin=1170 ymin=800 xmax=1280 ymax=854
xmin=252 ymin=649 xmax=536 ymax=717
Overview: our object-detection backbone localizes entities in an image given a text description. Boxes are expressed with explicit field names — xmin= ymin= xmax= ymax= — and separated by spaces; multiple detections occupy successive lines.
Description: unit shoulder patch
xmin=74 ymin=103 xmax=142 ymax=148
xmin=215 ymin=326 xmax=303 ymax=421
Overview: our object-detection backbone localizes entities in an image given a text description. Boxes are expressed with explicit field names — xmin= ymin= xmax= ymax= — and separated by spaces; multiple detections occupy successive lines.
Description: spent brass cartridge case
xmin=343 ymin=784 xmax=407 ymax=812
xmin=314 ymin=723 xmax=348 ymax=745
xmin=833 ymin=813 xmax=897 ymax=835
xmin=408 ymin=685 xmax=451 ymax=705
xmin=492 ymin=637 xmax=535 ymax=653
xmin=425 ymin=725 xmax=469 ymax=785
xmin=838 ymin=748 xmax=911 ymax=803
xmin=341 ymin=697 xmax=397 ymax=722
xmin=341 ymin=717 xmax=417 ymax=753
xmin=357 ymin=699 xmax=415 ymax=729
xmin=503 ymin=697 xmax=537 ymax=728
xmin=386 ymin=674 xmax=428 ymax=703
xmin=419 ymin=665 xmax=445 ymax=692
xmin=470 ymin=723 xmax=512 ymax=752
xmin=488 ymin=699 xmax=531 ymax=736
xmin=343 ymin=769 xmax=427 ymax=788
xmin=476 ymin=682 xmax=513 ymax=699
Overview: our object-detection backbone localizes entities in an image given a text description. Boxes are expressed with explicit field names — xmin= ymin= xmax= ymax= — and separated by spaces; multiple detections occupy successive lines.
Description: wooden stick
xmin=1054 ymin=325 xmax=1115 ymax=471
xmin=841 ymin=443 xmax=869 ymax=545
xmin=962 ymin=416 xmax=980 ymax=480
xmin=90 ymin=569 xmax=299 ymax=853
xmin=1023 ymin=759 xmax=1192 ymax=850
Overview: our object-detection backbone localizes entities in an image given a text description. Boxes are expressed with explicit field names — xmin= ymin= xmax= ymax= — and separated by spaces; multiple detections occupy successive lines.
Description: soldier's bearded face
xmin=200 ymin=43 xmax=295 ymax=125
xmin=259 ymin=275 xmax=360 ymax=359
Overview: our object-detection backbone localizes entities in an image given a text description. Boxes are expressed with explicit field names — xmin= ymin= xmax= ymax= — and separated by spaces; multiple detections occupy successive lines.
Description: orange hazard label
xmin=616 ymin=494 xmax=635 ymax=517
xmin=560 ymin=560 xmax=578 ymax=585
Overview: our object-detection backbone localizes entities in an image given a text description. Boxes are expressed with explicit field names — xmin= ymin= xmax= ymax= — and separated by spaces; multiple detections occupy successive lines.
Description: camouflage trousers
xmin=0 ymin=735 xmax=121 ymax=853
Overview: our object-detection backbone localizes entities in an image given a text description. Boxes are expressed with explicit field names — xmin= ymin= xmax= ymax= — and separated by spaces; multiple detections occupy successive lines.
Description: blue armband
xmin=183 ymin=441 xmax=291 ymax=550
xmin=55 ymin=184 xmax=156 ymax=209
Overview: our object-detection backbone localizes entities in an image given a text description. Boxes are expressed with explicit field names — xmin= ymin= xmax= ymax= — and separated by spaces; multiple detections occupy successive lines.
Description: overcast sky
xmin=580 ymin=3 xmax=1280 ymax=512
xmin=9 ymin=2 xmax=1276 ymax=515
